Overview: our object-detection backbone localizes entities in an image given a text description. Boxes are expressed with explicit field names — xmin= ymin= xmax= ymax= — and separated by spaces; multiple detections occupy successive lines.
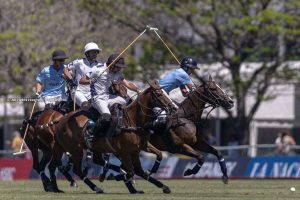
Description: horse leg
xmin=132 ymin=151 xmax=171 ymax=194
xmin=92 ymin=152 xmax=133 ymax=183
xmin=70 ymin=149 xmax=103 ymax=193
xmin=58 ymin=153 xmax=78 ymax=187
xmin=117 ymin=152 xmax=143 ymax=194
xmin=93 ymin=153 xmax=110 ymax=182
xmin=25 ymin=135 xmax=52 ymax=192
xmin=176 ymin=144 xmax=205 ymax=177
xmin=32 ymin=148 xmax=52 ymax=192
xmin=194 ymin=140 xmax=228 ymax=184
xmin=48 ymin=142 xmax=68 ymax=193
xmin=38 ymin=148 xmax=55 ymax=192
xmin=144 ymin=142 xmax=163 ymax=174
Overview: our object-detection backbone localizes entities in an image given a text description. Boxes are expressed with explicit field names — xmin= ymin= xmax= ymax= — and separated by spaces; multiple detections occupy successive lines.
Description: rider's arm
xmin=180 ymin=85 xmax=189 ymax=97
xmin=35 ymin=82 xmax=43 ymax=94
xmin=63 ymin=67 xmax=73 ymax=81
xmin=122 ymin=79 xmax=140 ymax=93
xmin=186 ymin=83 xmax=194 ymax=90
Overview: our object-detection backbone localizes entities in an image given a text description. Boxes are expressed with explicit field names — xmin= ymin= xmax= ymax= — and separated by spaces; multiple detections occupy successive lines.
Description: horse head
xmin=136 ymin=80 xmax=175 ymax=117
xmin=194 ymin=75 xmax=234 ymax=110
xmin=109 ymin=80 xmax=128 ymax=98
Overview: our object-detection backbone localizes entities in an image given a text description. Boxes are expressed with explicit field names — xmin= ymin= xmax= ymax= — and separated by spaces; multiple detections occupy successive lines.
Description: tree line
xmin=2 ymin=0 xmax=300 ymax=144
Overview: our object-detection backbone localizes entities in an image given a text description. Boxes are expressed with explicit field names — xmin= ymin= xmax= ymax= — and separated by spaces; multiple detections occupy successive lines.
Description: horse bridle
xmin=136 ymin=88 xmax=174 ymax=117
xmin=186 ymin=82 xmax=231 ymax=119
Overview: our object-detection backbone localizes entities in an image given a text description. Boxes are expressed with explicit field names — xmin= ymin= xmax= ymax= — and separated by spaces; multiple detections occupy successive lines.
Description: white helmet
xmin=84 ymin=42 xmax=101 ymax=54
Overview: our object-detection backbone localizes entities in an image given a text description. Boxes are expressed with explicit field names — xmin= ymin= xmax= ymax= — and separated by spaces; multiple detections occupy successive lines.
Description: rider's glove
xmin=69 ymin=80 xmax=77 ymax=89
xmin=189 ymin=86 xmax=196 ymax=93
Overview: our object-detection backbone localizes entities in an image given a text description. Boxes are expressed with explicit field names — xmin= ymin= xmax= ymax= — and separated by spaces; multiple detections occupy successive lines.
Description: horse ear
xmin=209 ymin=75 xmax=213 ymax=82
xmin=148 ymin=80 xmax=158 ymax=88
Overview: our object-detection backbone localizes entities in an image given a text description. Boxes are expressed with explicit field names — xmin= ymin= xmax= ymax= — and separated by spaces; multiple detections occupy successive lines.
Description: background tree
xmin=82 ymin=0 xmax=300 ymax=144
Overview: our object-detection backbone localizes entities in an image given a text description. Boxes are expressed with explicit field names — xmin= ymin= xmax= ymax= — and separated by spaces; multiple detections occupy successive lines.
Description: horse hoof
xmin=162 ymin=186 xmax=171 ymax=194
xmin=54 ymin=189 xmax=64 ymax=193
xmin=222 ymin=175 xmax=229 ymax=184
xmin=44 ymin=184 xmax=54 ymax=192
xmin=99 ymin=175 xmax=105 ymax=182
xmin=183 ymin=169 xmax=193 ymax=176
xmin=95 ymin=187 xmax=104 ymax=194
xmin=131 ymin=190 xmax=144 ymax=194
xmin=70 ymin=181 xmax=78 ymax=187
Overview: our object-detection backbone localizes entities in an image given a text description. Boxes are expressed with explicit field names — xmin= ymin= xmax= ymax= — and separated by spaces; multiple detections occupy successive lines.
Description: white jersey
xmin=67 ymin=58 xmax=104 ymax=95
xmin=87 ymin=63 xmax=124 ymax=100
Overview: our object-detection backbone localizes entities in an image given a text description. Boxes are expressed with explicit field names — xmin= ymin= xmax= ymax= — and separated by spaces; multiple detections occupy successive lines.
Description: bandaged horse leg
xmin=145 ymin=142 xmax=163 ymax=174
xmin=118 ymin=152 xmax=143 ymax=194
xmin=176 ymin=144 xmax=204 ymax=176
xmin=68 ymin=148 xmax=103 ymax=193
xmin=98 ymin=153 xmax=110 ymax=182
xmin=194 ymin=139 xmax=229 ymax=184
xmin=57 ymin=153 xmax=77 ymax=187
xmin=132 ymin=152 xmax=171 ymax=194
xmin=51 ymin=142 xmax=103 ymax=193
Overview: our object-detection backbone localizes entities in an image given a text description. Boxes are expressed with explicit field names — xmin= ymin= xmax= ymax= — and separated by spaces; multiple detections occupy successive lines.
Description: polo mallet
xmin=93 ymin=27 xmax=148 ymax=81
xmin=147 ymin=25 xmax=180 ymax=64
xmin=72 ymin=70 xmax=77 ymax=111
xmin=13 ymin=99 xmax=38 ymax=155
xmin=73 ymin=88 xmax=77 ymax=111
xmin=148 ymin=25 xmax=197 ymax=86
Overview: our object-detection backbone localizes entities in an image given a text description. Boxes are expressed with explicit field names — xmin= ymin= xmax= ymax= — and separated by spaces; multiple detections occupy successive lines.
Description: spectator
xmin=282 ymin=132 xmax=296 ymax=155
xmin=275 ymin=131 xmax=296 ymax=156
xmin=275 ymin=132 xmax=284 ymax=155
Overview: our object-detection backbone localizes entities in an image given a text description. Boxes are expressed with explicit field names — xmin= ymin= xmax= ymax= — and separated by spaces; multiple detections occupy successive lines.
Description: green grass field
xmin=0 ymin=179 xmax=299 ymax=200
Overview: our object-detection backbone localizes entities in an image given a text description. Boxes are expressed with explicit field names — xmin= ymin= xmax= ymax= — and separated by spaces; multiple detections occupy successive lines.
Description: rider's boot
xmin=95 ymin=113 xmax=111 ymax=136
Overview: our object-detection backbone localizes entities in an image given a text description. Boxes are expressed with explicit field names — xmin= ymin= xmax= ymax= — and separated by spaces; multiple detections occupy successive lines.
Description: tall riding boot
xmin=95 ymin=113 xmax=111 ymax=136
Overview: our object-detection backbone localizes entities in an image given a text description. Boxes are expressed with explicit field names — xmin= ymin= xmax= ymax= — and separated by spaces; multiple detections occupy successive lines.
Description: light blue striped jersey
xmin=159 ymin=68 xmax=191 ymax=93
xmin=36 ymin=64 xmax=65 ymax=97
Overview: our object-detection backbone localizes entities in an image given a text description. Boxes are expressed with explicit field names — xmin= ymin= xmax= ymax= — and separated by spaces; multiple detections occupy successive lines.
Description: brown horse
xmin=20 ymin=105 xmax=77 ymax=192
xmin=49 ymin=80 xmax=175 ymax=193
xmin=142 ymin=76 xmax=234 ymax=183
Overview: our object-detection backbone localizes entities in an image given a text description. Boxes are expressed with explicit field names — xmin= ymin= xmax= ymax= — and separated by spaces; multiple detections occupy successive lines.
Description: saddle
xmin=87 ymin=104 xmax=125 ymax=138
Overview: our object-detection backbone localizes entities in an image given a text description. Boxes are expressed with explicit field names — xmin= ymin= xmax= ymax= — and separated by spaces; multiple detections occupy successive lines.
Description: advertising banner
xmin=1 ymin=156 xmax=300 ymax=180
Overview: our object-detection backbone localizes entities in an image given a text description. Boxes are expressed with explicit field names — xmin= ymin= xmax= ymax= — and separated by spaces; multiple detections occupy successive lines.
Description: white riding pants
xmin=92 ymin=95 xmax=126 ymax=115
xmin=71 ymin=90 xmax=91 ymax=107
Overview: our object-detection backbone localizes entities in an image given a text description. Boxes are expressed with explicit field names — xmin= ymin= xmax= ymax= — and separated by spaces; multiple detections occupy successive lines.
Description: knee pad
xmin=86 ymin=120 xmax=95 ymax=131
